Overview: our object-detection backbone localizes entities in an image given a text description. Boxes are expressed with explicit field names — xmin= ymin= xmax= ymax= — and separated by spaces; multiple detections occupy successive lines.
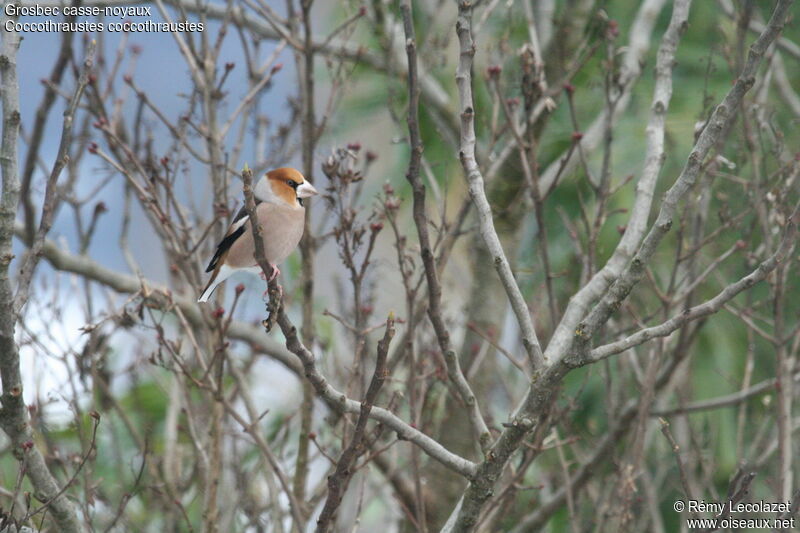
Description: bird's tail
xmin=198 ymin=265 xmax=234 ymax=303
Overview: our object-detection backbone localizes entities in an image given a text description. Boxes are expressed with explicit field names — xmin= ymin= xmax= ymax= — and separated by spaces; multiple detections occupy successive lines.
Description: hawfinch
xmin=198 ymin=167 xmax=318 ymax=303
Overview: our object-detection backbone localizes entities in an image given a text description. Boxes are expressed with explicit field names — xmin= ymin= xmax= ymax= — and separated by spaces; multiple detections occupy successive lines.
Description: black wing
xmin=204 ymin=205 xmax=252 ymax=273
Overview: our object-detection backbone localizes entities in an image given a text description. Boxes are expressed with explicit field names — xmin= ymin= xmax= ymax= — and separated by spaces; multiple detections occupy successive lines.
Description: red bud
xmin=607 ymin=20 xmax=619 ymax=38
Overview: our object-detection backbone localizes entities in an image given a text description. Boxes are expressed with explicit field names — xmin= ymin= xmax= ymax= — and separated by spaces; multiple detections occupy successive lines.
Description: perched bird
xmin=198 ymin=167 xmax=318 ymax=303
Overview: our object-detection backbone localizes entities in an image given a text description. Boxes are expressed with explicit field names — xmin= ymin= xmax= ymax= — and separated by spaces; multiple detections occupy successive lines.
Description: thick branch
xmin=545 ymin=0 xmax=691 ymax=361
xmin=582 ymin=209 xmax=797 ymax=365
xmin=576 ymin=210 xmax=800 ymax=366
xmin=400 ymin=0 xmax=490 ymax=450
xmin=572 ymin=0 xmax=794 ymax=357
xmin=0 ymin=15 xmax=84 ymax=533
xmin=454 ymin=2 xmax=544 ymax=372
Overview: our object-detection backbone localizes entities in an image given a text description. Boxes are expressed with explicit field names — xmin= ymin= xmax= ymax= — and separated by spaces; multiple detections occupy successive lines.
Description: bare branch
xmin=545 ymin=0 xmax=691 ymax=361
xmin=315 ymin=315 xmax=395 ymax=532
xmin=582 ymin=207 xmax=797 ymax=365
xmin=401 ymin=0 xmax=490 ymax=451
xmin=14 ymin=222 xmax=300 ymax=373
xmin=454 ymin=1 xmax=544 ymax=372
xmin=275 ymin=307 xmax=478 ymax=478
xmin=13 ymin=42 xmax=96 ymax=314
xmin=0 ymin=14 xmax=84 ymax=533
xmin=571 ymin=0 xmax=794 ymax=361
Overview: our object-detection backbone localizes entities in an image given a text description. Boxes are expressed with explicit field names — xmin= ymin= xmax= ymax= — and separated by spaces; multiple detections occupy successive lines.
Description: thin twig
xmin=314 ymin=315 xmax=396 ymax=532
xmin=582 ymin=206 xmax=797 ymax=365
xmin=658 ymin=418 xmax=698 ymax=518
xmin=571 ymin=0 xmax=794 ymax=362
xmin=14 ymin=41 xmax=96 ymax=313
xmin=454 ymin=1 xmax=544 ymax=372
xmin=400 ymin=0 xmax=491 ymax=451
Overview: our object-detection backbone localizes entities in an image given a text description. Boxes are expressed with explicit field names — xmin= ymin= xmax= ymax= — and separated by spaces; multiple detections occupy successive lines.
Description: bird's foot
xmin=269 ymin=264 xmax=280 ymax=281
xmin=258 ymin=264 xmax=281 ymax=282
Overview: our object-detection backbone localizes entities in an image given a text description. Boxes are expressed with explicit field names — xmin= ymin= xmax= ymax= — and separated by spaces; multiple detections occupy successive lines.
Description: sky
xmin=7 ymin=0 xmax=432 ymax=434
xmin=9 ymin=4 xmax=305 ymax=422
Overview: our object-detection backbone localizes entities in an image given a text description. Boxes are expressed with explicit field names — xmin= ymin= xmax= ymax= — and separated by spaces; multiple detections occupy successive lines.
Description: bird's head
xmin=256 ymin=167 xmax=318 ymax=208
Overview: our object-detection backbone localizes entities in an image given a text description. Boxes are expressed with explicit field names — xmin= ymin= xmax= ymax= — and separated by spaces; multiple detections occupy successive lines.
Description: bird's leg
xmin=268 ymin=264 xmax=280 ymax=281
xmin=258 ymin=263 xmax=281 ymax=282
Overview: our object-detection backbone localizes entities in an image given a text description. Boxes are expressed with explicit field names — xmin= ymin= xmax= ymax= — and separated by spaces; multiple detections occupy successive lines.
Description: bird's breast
xmin=261 ymin=204 xmax=306 ymax=264
xmin=225 ymin=203 xmax=306 ymax=268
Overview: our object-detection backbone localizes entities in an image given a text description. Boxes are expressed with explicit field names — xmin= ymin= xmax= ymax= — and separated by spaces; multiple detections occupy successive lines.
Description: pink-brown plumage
xmin=224 ymin=202 xmax=306 ymax=268
xmin=198 ymin=167 xmax=318 ymax=302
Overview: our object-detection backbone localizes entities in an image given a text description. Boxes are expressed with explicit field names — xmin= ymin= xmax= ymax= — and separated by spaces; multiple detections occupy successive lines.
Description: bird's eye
xmin=287 ymin=180 xmax=299 ymax=189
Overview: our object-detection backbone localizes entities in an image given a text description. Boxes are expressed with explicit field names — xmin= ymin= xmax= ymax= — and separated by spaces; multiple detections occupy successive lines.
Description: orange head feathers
xmin=257 ymin=167 xmax=318 ymax=208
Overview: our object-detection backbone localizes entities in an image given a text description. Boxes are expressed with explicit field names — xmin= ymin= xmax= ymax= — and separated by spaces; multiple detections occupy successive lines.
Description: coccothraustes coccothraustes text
xmin=198 ymin=167 xmax=318 ymax=302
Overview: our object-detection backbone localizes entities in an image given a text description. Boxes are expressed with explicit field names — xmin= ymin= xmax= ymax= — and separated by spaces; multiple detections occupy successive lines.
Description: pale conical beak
xmin=296 ymin=181 xmax=318 ymax=198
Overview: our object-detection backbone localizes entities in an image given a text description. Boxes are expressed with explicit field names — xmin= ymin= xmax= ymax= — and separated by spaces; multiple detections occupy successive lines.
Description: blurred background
xmin=1 ymin=0 xmax=799 ymax=531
